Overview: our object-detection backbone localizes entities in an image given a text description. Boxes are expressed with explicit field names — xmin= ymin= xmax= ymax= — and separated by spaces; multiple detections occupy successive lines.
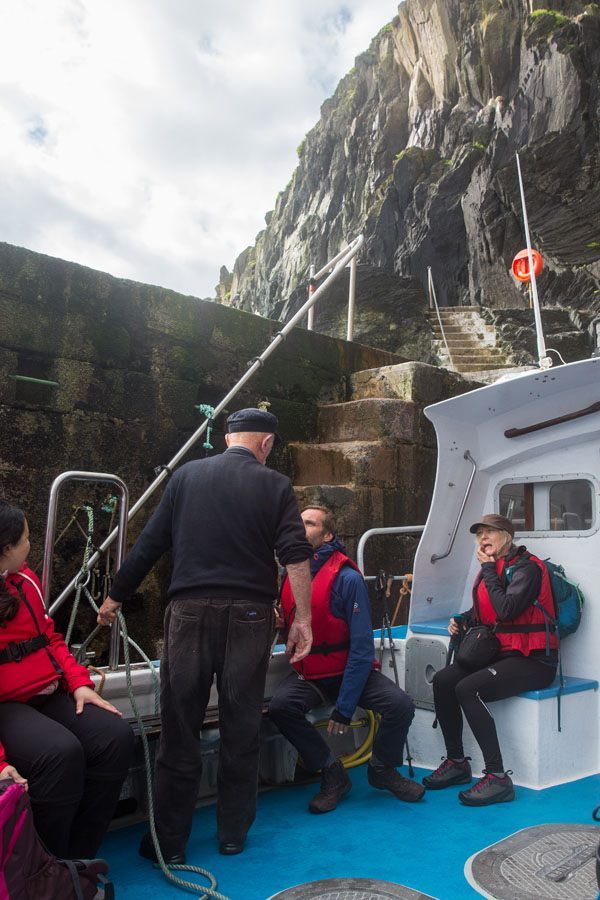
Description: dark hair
xmin=0 ymin=500 xmax=27 ymax=626
xmin=301 ymin=505 xmax=336 ymax=537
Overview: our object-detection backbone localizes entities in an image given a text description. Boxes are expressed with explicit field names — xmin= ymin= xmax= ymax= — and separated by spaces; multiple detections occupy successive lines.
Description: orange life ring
xmin=512 ymin=249 xmax=543 ymax=283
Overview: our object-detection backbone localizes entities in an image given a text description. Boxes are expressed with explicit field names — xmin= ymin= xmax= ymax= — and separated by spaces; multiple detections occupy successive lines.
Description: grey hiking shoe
xmin=367 ymin=763 xmax=425 ymax=802
xmin=308 ymin=760 xmax=351 ymax=814
xmin=459 ymin=770 xmax=515 ymax=806
xmin=422 ymin=757 xmax=472 ymax=790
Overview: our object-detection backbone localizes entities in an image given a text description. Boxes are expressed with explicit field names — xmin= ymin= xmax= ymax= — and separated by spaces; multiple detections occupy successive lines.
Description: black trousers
xmin=154 ymin=598 xmax=273 ymax=852
xmin=432 ymin=654 xmax=557 ymax=772
xmin=269 ymin=669 xmax=416 ymax=771
xmin=0 ymin=691 xmax=134 ymax=858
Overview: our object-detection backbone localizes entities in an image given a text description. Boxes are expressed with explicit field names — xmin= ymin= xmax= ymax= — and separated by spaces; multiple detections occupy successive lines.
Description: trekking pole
xmin=376 ymin=570 xmax=414 ymax=777
xmin=376 ymin=570 xmax=400 ymax=685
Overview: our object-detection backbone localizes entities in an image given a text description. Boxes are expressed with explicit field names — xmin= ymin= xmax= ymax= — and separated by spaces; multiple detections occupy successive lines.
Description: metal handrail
xmin=357 ymin=526 xmax=425 ymax=577
xmin=43 ymin=472 xmax=129 ymax=668
xmin=307 ymin=234 xmax=363 ymax=341
xmin=430 ymin=450 xmax=477 ymax=563
xmin=428 ymin=266 xmax=455 ymax=371
xmin=48 ymin=236 xmax=364 ymax=616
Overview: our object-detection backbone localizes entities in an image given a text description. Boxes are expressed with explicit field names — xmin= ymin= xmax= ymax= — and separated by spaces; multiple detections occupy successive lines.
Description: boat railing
xmin=356 ymin=525 xmax=425 ymax=580
xmin=48 ymin=234 xmax=365 ymax=617
xmin=427 ymin=266 xmax=455 ymax=371
xmin=43 ymin=472 xmax=129 ymax=669
xmin=306 ymin=234 xmax=363 ymax=341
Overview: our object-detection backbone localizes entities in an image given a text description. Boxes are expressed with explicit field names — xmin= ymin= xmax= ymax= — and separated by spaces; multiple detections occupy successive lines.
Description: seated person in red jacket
xmin=0 ymin=499 xmax=134 ymax=858
xmin=269 ymin=506 xmax=424 ymax=813
xmin=423 ymin=514 xmax=557 ymax=806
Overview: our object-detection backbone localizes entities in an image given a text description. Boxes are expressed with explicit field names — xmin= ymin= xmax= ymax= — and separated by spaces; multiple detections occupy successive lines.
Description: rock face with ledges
xmin=219 ymin=0 xmax=600 ymax=322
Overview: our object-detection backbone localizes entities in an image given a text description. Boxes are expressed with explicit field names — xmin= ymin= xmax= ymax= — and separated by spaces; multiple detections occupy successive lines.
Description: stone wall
xmin=0 ymin=241 xmax=400 ymax=658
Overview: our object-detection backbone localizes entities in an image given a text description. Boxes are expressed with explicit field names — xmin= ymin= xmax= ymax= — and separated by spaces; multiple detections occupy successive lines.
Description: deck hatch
xmin=465 ymin=823 xmax=599 ymax=899
xmin=268 ymin=878 xmax=437 ymax=899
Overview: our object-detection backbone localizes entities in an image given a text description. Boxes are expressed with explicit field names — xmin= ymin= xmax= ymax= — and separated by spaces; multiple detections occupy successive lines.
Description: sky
xmin=0 ymin=1 xmax=398 ymax=298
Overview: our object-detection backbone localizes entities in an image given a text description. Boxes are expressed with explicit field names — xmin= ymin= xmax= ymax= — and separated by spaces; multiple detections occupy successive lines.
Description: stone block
xmin=349 ymin=361 xmax=479 ymax=404
xmin=318 ymin=398 xmax=420 ymax=444
xmin=290 ymin=441 xmax=404 ymax=487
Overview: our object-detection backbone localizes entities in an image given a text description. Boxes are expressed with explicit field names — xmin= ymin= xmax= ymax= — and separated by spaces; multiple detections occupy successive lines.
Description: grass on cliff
xmin=529 ymin=9 xmax=571 ymax=27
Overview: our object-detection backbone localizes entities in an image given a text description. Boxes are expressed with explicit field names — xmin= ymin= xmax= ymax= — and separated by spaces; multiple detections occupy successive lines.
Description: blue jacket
xmin=309 ymin=539 xmax=375 ymax=721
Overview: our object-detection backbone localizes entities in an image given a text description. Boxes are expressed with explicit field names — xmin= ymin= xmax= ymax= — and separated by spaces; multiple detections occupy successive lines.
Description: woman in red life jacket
xmin=423 ymin=514 xmax=557 ymax=806
xmin=0 ymin=499 xmax=134 ymax=857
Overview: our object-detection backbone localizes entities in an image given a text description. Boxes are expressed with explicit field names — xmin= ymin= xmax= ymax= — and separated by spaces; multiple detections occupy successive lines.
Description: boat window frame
xmin=494 ymin=473 xmax=599 ymax=538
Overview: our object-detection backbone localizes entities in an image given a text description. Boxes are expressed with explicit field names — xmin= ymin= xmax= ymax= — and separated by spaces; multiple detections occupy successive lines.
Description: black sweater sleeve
xmin=273 ymin=483 xmax=312 ymax=566
xmin=479 ymin=560 xmax=542 ymax=621
xmin=110 ymin=479 xmax=175 ymax=604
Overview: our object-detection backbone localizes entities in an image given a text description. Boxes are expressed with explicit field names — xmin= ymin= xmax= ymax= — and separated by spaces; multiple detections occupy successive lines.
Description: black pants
xmin=0 ymin=691 xmax=134 ymax=858
xmin=432 ymin=653 xmax=557 ymax=772
xmin=154 ymin=598 xmax=273 ymax=852
xmin=269 ymin=669 xmax=415 ymax=771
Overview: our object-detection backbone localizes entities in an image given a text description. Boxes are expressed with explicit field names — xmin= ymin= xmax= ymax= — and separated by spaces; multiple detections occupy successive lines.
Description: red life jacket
xmin=280 ymin=550 xmax=361 ymax=679
xmin=474 ymin=551 xmax=558 ymax=656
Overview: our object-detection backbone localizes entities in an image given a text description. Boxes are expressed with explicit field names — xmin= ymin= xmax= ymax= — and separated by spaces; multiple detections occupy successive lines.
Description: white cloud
xmin=0 ymin=0 xmax=398 ymax=297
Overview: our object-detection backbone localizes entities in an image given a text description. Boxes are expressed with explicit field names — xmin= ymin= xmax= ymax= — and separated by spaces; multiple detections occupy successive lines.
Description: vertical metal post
xmin=427 ymin=267 xmax=434 ymax=310
xmin=307 ymin=264 xmax=316 ymax=331
xmin=515 ymin=153 xmax=549 ymax=368
xmin=347 ymin=256 xmax=357 ymax=342
xmin=42 ymin=472 xmax=129 ymax=670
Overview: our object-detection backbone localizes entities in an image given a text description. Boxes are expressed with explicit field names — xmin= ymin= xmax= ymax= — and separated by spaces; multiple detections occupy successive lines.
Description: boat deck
xmin=100 ymin=766 xmax=600 ymax=899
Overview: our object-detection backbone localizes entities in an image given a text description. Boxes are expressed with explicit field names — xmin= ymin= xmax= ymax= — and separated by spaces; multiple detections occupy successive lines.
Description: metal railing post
xmin=515 ymin=153 xmax=551 ymax=369
xmin=347 ymin=256 xmax=357 ymax=342
xmin=428 ymin=266 xmax=455 ymax=371
xmin=307 ymin=264 xmax=316 ymax=331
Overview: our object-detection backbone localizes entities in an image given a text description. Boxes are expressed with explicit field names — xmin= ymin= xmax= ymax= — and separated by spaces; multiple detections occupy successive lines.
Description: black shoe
xmin=367 ymin=763 xmax=425 ymax=802
xmin=139 ymin=831 xmax=186 ymax=865
xmin=219 ymin=839 xmax=245 ymax=855
xmin=308 ymin=760 xmax=351 ymax=814
xmin=422 ymin=757 xmax=472 ymax=790
xmin=459 ymin=770 xmax=515 ymax=806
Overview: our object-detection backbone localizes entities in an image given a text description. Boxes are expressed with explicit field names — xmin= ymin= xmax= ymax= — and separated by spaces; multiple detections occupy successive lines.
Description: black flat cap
xmin=227 ymin=408 xmax=281 ymax=444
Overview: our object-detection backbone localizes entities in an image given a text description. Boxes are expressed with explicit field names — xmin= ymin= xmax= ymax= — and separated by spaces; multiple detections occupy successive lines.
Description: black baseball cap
xmin=226 ymin=408 xmax=281 ymax=444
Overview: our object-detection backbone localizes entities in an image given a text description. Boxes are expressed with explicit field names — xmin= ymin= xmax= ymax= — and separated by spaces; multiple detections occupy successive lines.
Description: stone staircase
xmin=289 ymin=362 xmax=477 ymax=564
xmin=429 ymin=306 xmax=513 ymax=377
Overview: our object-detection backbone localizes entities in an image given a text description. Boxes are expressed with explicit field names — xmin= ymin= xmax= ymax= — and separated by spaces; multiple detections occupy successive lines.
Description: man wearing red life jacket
xmin=269 ymin=506 xmax=424 ymax=813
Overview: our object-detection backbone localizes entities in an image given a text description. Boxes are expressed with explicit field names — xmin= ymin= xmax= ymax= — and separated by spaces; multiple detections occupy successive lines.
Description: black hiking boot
xmin=367 ymin=763 xmax=425 ymax=802
xmin=422 ymin=757 xmax=472 ymax=790
xmin=308 ymin=760 xmax=351 ymax=814
xmin=459 ymin=770 xmax=515 ymax=806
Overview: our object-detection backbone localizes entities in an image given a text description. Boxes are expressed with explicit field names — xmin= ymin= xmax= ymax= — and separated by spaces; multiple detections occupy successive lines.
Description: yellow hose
xmin=299 ymin=709 xmax=379 ymax=770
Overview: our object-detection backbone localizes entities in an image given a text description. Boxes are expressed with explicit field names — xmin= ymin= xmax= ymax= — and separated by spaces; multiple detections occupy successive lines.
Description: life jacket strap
xmin=309 ymin=640 xmax=350 ymax=656
xmin=0 ymin=634 xmax=49 ymax=664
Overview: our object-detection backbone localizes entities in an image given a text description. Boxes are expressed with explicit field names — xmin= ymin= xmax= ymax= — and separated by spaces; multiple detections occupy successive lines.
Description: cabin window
xmin=499 ymin=479 xmax=595 ymax=533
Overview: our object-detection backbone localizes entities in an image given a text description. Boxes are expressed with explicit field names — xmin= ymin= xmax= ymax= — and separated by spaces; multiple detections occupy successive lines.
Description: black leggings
xmin=432 ymin=654 xmax=556 ymax=772
xmin=0 ymin=691 xmax=134 ymax=858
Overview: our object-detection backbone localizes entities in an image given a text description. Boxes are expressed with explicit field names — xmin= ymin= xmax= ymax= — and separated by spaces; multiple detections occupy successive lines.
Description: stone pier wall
xmin=0 ymin=242 xmax=400 ymax=656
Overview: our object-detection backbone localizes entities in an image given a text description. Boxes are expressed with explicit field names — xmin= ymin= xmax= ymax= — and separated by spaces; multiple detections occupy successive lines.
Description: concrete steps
xmin=289 ymin=363 xmax=480 ymax=552
xmin=428 ymin=308 xmax=512 ymax=374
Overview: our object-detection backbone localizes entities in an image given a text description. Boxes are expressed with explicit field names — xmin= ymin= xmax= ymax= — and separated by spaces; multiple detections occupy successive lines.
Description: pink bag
xmin=0 ymin=778 xmax=113 ymax=899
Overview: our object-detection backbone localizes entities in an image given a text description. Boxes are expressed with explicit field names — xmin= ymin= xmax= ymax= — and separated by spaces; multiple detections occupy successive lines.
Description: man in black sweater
xmin=97 ymin=408 xmax=312 ymax=860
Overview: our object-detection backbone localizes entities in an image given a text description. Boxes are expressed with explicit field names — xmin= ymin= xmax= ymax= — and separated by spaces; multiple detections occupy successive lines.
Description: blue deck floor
xmin=100 ymin=766 xmax=600 ymax=900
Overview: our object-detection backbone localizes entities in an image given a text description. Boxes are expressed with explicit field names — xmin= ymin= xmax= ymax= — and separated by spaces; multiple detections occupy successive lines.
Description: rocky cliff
xmin=218 ymin=0 xmax=600 ymax=335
